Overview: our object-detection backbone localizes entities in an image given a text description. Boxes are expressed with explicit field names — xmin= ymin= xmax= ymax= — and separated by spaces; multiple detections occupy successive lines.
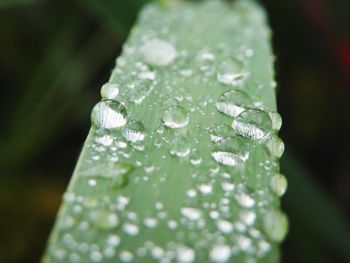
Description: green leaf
xmin=43 ymin=0 xmax=286 ymax=262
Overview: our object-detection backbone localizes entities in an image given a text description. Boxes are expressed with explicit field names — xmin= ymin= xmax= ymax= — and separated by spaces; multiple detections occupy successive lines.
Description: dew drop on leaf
xmin=162 ymin=105 xmax=189 ymax=129
xmin=211 ymin=137 xmax=249 ymax=166
xmin=122 ymin=119 xmax=146 ymax=142
xmin=262 ymin=210 xmax=288 ymax=242
xmin=89 ymin=209 xmax=118 ymax=229
xmin=216 ymin=89 xmax=252 ymax=117
xmin=91 ymin=100 xmax=127 ymax=129
xmin=209 ymin=244 xmax=231 ymax=262
xmin=268 ymin=111 xmax=282 ymax=131
xmin=100 ymin=83 xmax=119 ymax=100
xmin=140 ymin=38 xmax=177 ymax=66
xmin=232 ymin=109 xmax=272 ymax=140
xmin=265 ymin=135 xmax=285 ymax=158
xmin=269 ymin=173 xmax=287 ymax=197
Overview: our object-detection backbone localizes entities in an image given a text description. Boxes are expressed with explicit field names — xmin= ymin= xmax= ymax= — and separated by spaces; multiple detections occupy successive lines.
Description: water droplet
xmin=217 ymin=220 xmax=234 ymax=234
xmin=212 ymin=137 xmax=249 ymax=166
xmin=217 ymin=58 xmax=246 ymax=86
xmin=216 ymin=89 xmax=252 ymax=117
xmin=170 ymin=136 xmax=191 ymax=157
xmin=100 ymin=83 xmax=119 ymax=100
xmin=265 ymin=135 xmax=285 ymax=158
xmin=269 ymin=173 xmax=287 ymax=196
xmin=232 ymin=109 xmax=272 ymax=140
xmin=123 ymin=223 xmax=139 ymax=236
xmin=235 ymin=192 xmax=255 ymax=208
xmin=140 ymin=38 xmax=177 ymax=66
xmin=198 ymin=183 xmax=213 ymax=195
xmin=189 ymin=150 xmax=202 ymax=165
xmin=268 ymin=111 xmax=282 ymax=131
xmin=91 ymin=100 xmax=127 ymax=129
xmin=106 ymin=234 xmax=120 ymax=247
xmin=162 ymin=105 xmax=189 ymax=129
xmin=122 ymin=120 xmax=146 ymax=142
xmin=176 ymin=245 xmax=195 ymax=263
xmin=210 ymin=124 xmax=235 ymax=142
xmin=89 ymin=209 xmax=118 ymax=229
xmin=209 ymin=244 xmax=231 ymax=262
xmin=119 ymin=250 xmax=133 ymax=262
xmin=262 ymin=210 xmax=288 ymax=242
xmin=181 ymin=207 xmax=202 ymax=221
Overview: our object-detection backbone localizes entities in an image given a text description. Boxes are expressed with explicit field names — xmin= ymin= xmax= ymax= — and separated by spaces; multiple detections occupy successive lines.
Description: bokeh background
xmin=0 ymin=0 xmax=350 ymax=262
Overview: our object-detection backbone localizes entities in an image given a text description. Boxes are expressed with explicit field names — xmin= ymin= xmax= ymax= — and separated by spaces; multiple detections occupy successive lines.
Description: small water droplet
xmin=262 ymin=210 xmax=288 ymax=242
xmin=181 ymin=207 xmax=202 ymax=221
xmin=269 ymin=173 xmax=287 ymax=196
xmin=176 ymin=245 xmax=195 ymax=263
xmin=209 ymin=244 xmax=231 ymax=262
xmin=170 ymin=136 xmax=191 ymax=157
xmin=265 ymin=135 xmax=285 ymax=158
xmin=217 ymin=220 xmax=234 ymax=234
xmin=162 ymin=105 xmax=189 ymax=129
xmin=217 ymin=58 xmax=246 ymax=86
xmin=212 ymin=137 xmax=249 ymax=166
xmin=122 ymin=119 xmax=146 ymax=142
xmin=268 ymin=111 xmax=282 ymax=131
xmin=235 ymin=192 xmax=255 ymax=208
xmin=216 ymin=89 xmax=252 ymax=117
xmin=89 ymin=209 xmax=118 ymax=229
xmin=100 ymin=83 xmax=119 ymax=100
xmin=91 ymin=100 xmax=127 ymax=129
xmin=140 ymin=38 xmax=177 ymax=66
xmin=123 ymin=223 xmax=139 ymax=236
xmin=232 ymin=109 xmax=272 ymax=140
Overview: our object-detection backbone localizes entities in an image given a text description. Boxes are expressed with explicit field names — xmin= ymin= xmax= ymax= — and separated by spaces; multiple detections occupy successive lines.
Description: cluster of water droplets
xmin=45 ymin=0 xmax=289 ymax=262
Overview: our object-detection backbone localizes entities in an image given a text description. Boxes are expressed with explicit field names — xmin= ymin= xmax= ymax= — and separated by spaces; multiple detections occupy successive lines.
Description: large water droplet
xmin=100 ymin=83 xmax=119 ymax=100
xmin=216 ymin=89 xmax=251 ymax=117
xmin=89 ymin=209 xmax=118 ymax=229
xmin=269 ymin=173 xmax=287 ymax=197
xmin=211 ymin=137 xmax=249 ymax=166
xmin=122 ymin=120 xmax=146 ymax=142
xmin=265 ymin=135 xmax=285 ymax=158
xmin=162 ymin=105 xmax=189 ymax=129
xmin=91 ymin=100 xmax=127 ymax=129
xmin=262 ymin=210 xmax=288 ymax=242
xmin=170 ymin=136 xmax=191 ymax=157
xmin=232 ymin=109 xmax=272 ymax=140
xmin=140 ymin=38 xmax=177 ymax=66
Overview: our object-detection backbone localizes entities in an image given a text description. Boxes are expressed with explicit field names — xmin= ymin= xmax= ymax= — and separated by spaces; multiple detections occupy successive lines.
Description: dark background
xmin=0 ymin=0 xmax=349 ymax=262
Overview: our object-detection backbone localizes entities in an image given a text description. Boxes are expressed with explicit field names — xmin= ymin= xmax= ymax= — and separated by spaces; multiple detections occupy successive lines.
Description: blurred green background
xmin=0 ymin=0 xmax=350 ymax=262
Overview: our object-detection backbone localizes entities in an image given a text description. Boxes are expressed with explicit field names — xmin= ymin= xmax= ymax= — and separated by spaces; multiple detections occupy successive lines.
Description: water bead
xmin=170 ymin=136 xmax=191 ymax=157
xmin=217 ymin=58 xmax=246 ymax=86
xmin=89 ymin=209 xmax=118 ymax=229
xmin=162 ymin=105 xmax=189 ymax=129
xmin=269 ymin=173 xmax=287 ymax=196
xmin=140 ymin=38 xmax=177 ymax=66
xmin=122 ymin=120 xmax=146 ymax=142
xmin=211 ymin=137 xmax=249 ymax=166
xmin=265 ymin=135 xmax=285 ymax=158
xmin=216 ymin=89 xmax=252 ymax=117
xmin=268 ymin=111 xmax=282 ymax=131
xmin=262 ymin=210 xmax=288 ymax=242
xmin=232 ymin=109 xmax=272 ymax=140
xmin=100 ymin=83 xmax=119 ymax=100
xmin=210 ymin=124 xmax=235 ymax=142
xmin=91 ymin=100 xmax=127 ymax=129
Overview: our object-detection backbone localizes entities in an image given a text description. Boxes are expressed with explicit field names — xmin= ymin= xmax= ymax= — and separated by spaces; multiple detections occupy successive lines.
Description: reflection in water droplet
xmin=265 ymin=135 xmax=285 ymax=158
xmin=262 ymin=210 xmax=288 ymax=242
xmin=91 ymin=100 xmax=127 ymax=129
xmin=122 ymin=120 xmax=146 ymax=142
xmin=268 ymin=111 xmax=282 ymax=131
xmin=211 ymin=124 xmax=235 ymax=142
xmin=162 ymin=105 xmax=189 ymax=129
xmin=232 ymin=109 xmax=272 ymax=140
xmin=216 ymin=89 xmax=251 ymax=117
xmin=211 ymin=137 xmax=249 ymax=166
xmin=100 ymin=83 xmax=119 ymax=100
xmin=89 ymin=209 xmax=118 ymax=229
xmin=269 ymin=173 xmax=287 ymax=196
xmin=140 ymin=38 xmax=177 ymax=66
